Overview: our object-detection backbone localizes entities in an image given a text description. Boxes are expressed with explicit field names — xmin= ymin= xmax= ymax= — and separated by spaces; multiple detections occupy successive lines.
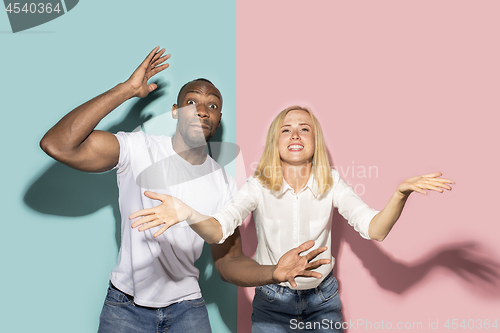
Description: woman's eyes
xmin=282 ymin=128 xmax=309 ymax=133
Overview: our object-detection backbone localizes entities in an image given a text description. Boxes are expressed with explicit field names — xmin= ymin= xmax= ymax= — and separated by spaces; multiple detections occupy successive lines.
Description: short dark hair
xmin=177 ymin=78 xmax=215 ymax=105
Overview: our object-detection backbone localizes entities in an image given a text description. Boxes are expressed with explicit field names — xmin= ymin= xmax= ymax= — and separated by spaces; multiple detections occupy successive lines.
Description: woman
xmin=130 ymin=106 xmax=454 ymax=332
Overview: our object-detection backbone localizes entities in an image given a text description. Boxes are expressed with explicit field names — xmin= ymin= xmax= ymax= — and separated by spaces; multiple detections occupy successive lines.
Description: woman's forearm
xmin=187 ymin=211 xmax=223 ymax=244
xmin=368 ymin=191 xmax=409 ymax=241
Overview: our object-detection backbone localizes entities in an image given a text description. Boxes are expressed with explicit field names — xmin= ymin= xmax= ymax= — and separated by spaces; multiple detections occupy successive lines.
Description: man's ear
xmin=172 ymin=104 xmax=178 ymax=119
xmin=218 ymin=113 xmax=222 ymax=127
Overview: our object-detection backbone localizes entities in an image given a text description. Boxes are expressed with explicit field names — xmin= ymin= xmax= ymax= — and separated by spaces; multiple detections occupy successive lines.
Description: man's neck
xmin=171 ymin=135 xmax=208 ymax=165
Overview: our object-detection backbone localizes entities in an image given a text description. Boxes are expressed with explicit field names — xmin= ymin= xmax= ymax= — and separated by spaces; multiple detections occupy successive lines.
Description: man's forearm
xmin=211 ymin=230 xmax=279 ymax=287
xmin=216 ymin=255 xmax=277 ymax=287
xmin=40 ymin=82 xmax=135 ymax=154
xmin=368 ymin=191 xmax=408 ymax=241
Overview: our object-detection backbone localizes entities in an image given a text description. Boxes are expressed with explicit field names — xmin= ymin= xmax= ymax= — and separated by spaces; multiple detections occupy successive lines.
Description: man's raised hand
xmin=273 ymin=240 xmax=331 ymax=288
xmin=126 ymin=47 xmax=170 ymax=98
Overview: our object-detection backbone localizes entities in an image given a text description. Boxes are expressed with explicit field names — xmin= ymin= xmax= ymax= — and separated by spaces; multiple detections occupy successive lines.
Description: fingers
xmin=295 ymin=240 xmax=315 ymax=254
xmin=421 ymin=171 xmax=442 ymax=178
xmin=148 ymin=83 xmax=157 ymax=92
xmin=287 ymin=277 xmax=297 ymax=288
xmin=421 ymin=172 xmax=455 ymax=184
xmin=141 ymin=46 xmax=160 ymax=68
xmin=306 ymin=258 xmax=331 ymax=271
xmin=131 ymin=214 xmax=157 ymax=228
xmin=147 ymin=63 xmax=170 ymax=80
xmin=129 ymin=207 xmax=155 ymax=220
xmin=425 ymin=180 xmax=452 ymax=191
xmin=298 ymin=271 xmax=323 ymax=279
xmin=147 ymin=50 xmax=170 ymax=80
xmin=409 ymin=184 xmax=427 ymax=195
xmin=416 ymin=179 xmax=454 ymax=193
xmin=417 ymin=183 xmax=445 ymax=193
xmin=152 ymin=53 xmax=170 ymax=68
xmin=305 ymin=246 xmax=328 ymax=262
xmin=426 ymin=177 xmax=455 ymax=184
xmin=154 ymin=224 xmax=171 ymax=238
xmin=151 ymin=48 xmax=165 ymax=64
xmin=138 ymin=218 xmax=162 ymax=231
xmin=144 ymin=191 xmax=167 ymax=201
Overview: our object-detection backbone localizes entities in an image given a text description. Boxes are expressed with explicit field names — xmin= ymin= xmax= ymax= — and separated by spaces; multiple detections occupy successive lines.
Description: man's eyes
xmin=186 ymin=100 xmax=218 ymax=109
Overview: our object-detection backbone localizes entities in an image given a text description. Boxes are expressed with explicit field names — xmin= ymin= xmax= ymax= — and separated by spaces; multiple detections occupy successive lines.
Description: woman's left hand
xmin=130 ymin=191 xmax=192 ymax=238
xmin=396 ymin=172 xmax=454 ymax=197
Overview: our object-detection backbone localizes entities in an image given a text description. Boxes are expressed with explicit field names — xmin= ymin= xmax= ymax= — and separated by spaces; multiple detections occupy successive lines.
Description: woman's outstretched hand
xmin=130 ymin=191 xmax=192 ymax=238
xmin=396 ymin=172 xmax=454 ymax=197
xmin=368 ymin=172 xmax=455 ymax=241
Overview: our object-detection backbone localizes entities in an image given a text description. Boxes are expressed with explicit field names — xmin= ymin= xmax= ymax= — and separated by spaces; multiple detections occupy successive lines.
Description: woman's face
xmin=278 ymin=110 xmax=315 ymax=168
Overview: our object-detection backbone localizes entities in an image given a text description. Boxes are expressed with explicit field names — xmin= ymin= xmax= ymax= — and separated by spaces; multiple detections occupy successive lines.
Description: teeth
xmin=288 ymin=145 xmax=304 ymax=150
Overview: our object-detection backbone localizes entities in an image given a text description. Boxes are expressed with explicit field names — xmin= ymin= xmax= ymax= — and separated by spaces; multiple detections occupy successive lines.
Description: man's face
xmin=173 ymin=81 xmax=223 ymax=148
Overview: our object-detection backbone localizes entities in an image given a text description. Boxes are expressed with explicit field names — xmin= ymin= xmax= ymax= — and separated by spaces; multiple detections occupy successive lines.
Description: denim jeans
xmin=97 ymin=283 xmax=212 ymax=333
xmin=252 ymin=272 xmax=344 ymax=333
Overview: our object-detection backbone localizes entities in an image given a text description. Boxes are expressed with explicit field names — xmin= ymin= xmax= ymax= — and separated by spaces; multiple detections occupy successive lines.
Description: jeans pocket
xmin=104 ymin=286 xmax=133 ymax=306
xmin=255 ymin=285 xmax=277 ymax=302
xmin=185 ymin=297 xmax=206 ymax=308
xmin=319 ymin=278 xmax=339 ymax=302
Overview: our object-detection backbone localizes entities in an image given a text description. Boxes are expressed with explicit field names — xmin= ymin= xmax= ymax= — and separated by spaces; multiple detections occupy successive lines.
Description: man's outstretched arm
xmin=211 ymin=229 xmax=330 ymax=288
xmin=40 ymin=47 xmax=170 ymax=172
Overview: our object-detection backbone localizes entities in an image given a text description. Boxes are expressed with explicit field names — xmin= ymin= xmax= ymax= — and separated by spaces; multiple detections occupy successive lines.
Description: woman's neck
xmin=282 ymin=162 xmax=312 ymax=194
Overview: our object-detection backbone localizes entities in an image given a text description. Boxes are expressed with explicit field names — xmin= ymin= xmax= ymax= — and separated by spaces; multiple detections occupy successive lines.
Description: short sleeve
xmin=223 ymin=173 xmax=239 ymax=205
xmin=332 ymin=169 xmax=379 ymax=239
xmin=212 ymin=177 xmax=260 ymax=244
xmin=113 ymin=131 xmax=147 ymax=173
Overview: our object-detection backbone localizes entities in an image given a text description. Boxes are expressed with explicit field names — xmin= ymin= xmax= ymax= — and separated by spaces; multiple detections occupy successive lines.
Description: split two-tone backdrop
xmin=1 ymin=1 xmax=499 ymax=332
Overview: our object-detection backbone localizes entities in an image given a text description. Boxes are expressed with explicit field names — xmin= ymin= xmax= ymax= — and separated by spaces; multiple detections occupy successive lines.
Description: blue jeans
xmin=252 ymin=272 xmax=344 ymax=333
xmin=97 ymin=283 xmax=212 ymax=333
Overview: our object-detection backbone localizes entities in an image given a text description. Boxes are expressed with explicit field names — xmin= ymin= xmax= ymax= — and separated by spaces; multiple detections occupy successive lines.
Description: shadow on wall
xmin=23 ymin=81 xmax=237 ymax=332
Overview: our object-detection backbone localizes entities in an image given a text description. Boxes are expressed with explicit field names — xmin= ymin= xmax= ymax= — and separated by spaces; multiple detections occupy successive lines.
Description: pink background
xmin=236 ymin=0 xmax=500 ymax=332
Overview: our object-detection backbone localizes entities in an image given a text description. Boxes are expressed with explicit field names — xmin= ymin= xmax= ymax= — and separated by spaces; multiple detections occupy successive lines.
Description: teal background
xmin=0 ymin=1 xmax=237 ymax=332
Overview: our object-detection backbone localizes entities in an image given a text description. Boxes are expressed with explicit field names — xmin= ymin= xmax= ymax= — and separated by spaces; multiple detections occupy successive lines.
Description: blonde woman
xmin=131 ymin=106 xmax=454 ymax=332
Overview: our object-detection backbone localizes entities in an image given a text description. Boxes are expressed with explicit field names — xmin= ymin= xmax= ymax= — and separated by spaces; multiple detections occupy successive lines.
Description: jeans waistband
xmin=264 ymin=270 xmax=335 ymax=295
xmin=109 ymin=282 xmax=158 ymax=310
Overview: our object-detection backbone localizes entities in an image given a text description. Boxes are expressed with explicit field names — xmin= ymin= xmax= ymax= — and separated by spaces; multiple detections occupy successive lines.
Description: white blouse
xmin=212 ymin=168 xmax=379 ymax=290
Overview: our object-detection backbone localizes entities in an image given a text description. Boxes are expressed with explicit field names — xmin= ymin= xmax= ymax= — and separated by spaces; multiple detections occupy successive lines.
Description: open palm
xmin=127 ymin=46 xmax=170 ymax=98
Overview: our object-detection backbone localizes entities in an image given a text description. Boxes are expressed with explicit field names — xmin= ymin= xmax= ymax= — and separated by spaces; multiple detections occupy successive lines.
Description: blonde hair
xmin=254 ymin=106 xmax=333 ymax=195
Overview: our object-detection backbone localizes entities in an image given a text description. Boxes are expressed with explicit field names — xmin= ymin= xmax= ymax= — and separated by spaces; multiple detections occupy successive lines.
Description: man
xmin=40 ymin=47 xmax=327 ymax=332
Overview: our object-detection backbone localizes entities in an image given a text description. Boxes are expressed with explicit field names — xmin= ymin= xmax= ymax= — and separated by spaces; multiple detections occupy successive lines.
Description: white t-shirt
xmin=212 ymin=169 xmax=379 ymax=290
xmin=111 ymin=131 xmax=237 ymax=307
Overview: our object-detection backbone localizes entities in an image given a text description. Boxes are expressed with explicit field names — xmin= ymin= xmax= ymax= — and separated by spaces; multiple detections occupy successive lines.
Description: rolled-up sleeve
xmin=332 ymin=170 xmax=379 ymax=239
xmin=212 ymin=178 xmax=260 ymax=244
